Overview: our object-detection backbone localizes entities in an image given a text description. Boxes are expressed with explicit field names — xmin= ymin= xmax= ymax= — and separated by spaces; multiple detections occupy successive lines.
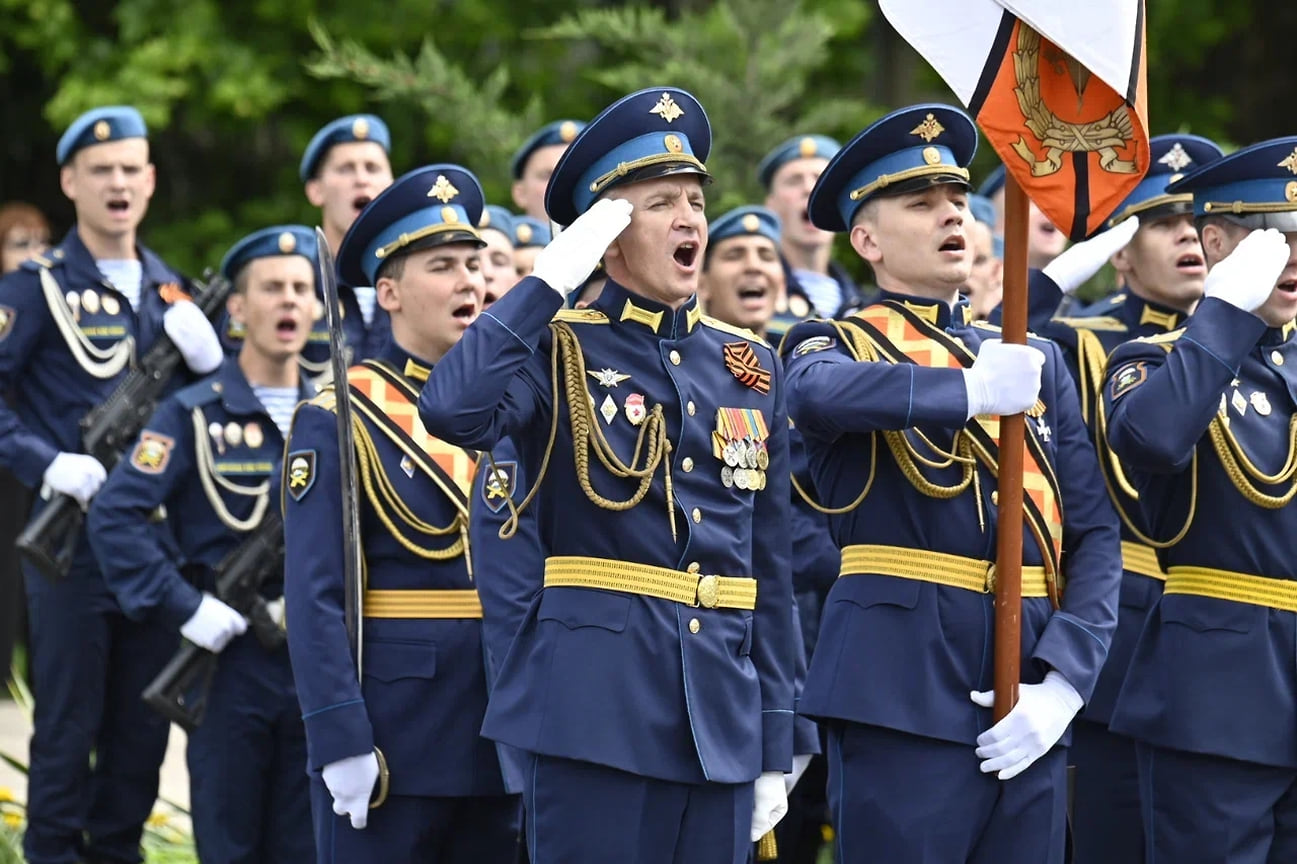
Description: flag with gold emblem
xmin=879 ymin=0 xmax=1149 ymax=239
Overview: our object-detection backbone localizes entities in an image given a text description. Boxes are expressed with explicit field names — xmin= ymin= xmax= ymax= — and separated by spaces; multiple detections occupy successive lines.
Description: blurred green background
xmin=0 ymin=0 xmax=1283 ymax=285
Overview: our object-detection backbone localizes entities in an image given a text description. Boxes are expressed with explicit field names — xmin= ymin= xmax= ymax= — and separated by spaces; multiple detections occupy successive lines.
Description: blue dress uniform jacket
xmin=781 ymin=293 xmax=1121 ymax=745
xmin=0 ymin=228 xmax=183 ymax=506
xmin=86 ymin=358 xmax=314 ymax=864
xmin=1105 ymin=297 xmax=1297 ymax=768
xmin=1034 ymin=281 xmax=1187 ymax=722
xmin=420 ymin=275 xmax=797 ymax=785
xmin=283 ymin=340 xmax=506 ymax=798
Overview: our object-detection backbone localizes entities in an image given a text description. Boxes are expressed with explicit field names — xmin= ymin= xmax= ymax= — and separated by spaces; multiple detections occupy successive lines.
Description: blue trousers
xmin=1137 ymin=742 xmax=1297 ymax=864
xmin=22 ymin=565 xmax=173 ymax=864
xmin=310 ymin=783 xmax=521 ymax=864
xmin=827 ymin=722 xmax=1068 ymax=864
xmin=1070 ymin=717 xmax=1143 ymax=864
xmin=522 ymin=754 xmax=754 ymax=864
xmin=187 ymin=634 xmax=312 ymax=864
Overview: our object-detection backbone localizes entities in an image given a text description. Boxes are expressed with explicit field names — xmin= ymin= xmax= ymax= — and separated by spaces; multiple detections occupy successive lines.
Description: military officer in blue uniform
xmin=0 ymin=105 xmax=224 ymax=864
xmin=1030 ymin=133 xmax=1222 ymax=864
xmin=284 ymin=164 xmax=518 ymax=863
xmin=479 ymin=205 xmax=518 ymax=307
xmin=510 ymin=215 xmax=550 ymax=279
xmin=780 ymin=104 xmax=1121 ymax=864
xmin=1103 ymin=137 xmax=1297 ymax=864
xmin=510 ymin=120 xmax=585 ymax=221
xmin=88 ymin=225 xmax=319 ymax=864
xmin=758 ymin=135 xmax=863 ymax=319
xmin=421 ymin=87 xmax=796 ymax=864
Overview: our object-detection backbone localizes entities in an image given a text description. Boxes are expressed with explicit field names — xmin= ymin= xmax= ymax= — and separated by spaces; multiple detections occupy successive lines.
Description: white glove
xmin=42 ymin=452 xmax=106 ymax=507
xmin=1042 ymin=216 xmax=1140 ymax=295
xmin=1203 ymin=228 xmax=1292 ymax=314
xmin=750 ymin=770 xmax=790 ymax=842
xmin=322 ymin=751 xmax=380 ymax=830
xmin=785 ymin=753 xmax=813 ymax=796
xmin=962 ymin=339 xmax=1046 ymax=419
xmin=163 ymin=300 xmax=223 ymax=374
xmin=532 ymin=198 xmax=634 ymax=297
xmin=179 ymin=593 xmax=248 ymax=653
xmin=970 ymin=670 xmax=1084 ymax=780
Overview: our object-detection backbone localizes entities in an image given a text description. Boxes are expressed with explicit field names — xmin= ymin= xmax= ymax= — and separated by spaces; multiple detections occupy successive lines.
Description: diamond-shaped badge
xmin=1231 ymin=389 xmax=1248 ymax=416
xmin=600 ymin=394 xmax=618 ymax=425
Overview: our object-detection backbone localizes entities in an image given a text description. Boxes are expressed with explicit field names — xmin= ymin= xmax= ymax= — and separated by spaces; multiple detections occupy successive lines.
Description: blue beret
xmin=808 ymin=103 xmax=977 ymax=233
xmin=510 ymin=120 xmax=586 ymax=180
xmin=299 ymin=115 xmax=391 ymax=183
xmin=545 ymin=87 xmax=712 ymax=227
xmin=757 ymin=135 xmax=840 ymax=189
xmin=511 ymin=216 xmax=551 ymax=248
xmin=57 ymin=106 xmax=148 ymax=165
xmin=220 ymin=226 xmax=319 ymax=282
xmin=977 ymin=164 xmax=1006 ymax=198
xmin=967 ymin=194 xmax=996 ymax=228
xmin=1109 ymin=134 xmax=1224 ymax=227
xmin=478 ymin=205 xmax=516 ymax=239
xmin=337 ymin=164 xmax=485 ymax=287
xmin=708 ymin=206 xmax=781 ymax=247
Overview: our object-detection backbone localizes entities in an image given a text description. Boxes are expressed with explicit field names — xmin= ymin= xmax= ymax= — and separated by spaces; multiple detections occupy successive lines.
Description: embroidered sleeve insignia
xmin=286 ymin=450 xmax=317 ymax=501
xmin=130 ymin=431 xmax=175 ymax=475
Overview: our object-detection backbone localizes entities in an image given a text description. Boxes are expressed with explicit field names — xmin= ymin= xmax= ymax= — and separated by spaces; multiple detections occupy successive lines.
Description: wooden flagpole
xmin=993 ymin=174 xmax=1030 ymax=721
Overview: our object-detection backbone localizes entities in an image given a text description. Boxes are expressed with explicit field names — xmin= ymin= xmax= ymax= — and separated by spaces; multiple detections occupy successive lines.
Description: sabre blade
xmin=315 ymin=227 xmax=365 ymax=682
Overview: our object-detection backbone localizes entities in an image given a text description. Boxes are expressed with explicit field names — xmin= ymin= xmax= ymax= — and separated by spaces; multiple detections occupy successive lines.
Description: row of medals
xmin=720 ymin=439 xmax=769 ymax=491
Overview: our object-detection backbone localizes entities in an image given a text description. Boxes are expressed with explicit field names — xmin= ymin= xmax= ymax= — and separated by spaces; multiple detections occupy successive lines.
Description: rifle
xmin=16 ymin=274 xmax=232 ymax=581
xmin=141 ymin=508 xmax=287 ymax=731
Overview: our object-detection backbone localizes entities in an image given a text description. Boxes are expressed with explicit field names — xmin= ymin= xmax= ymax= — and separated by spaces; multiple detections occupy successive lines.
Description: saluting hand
xmin=532 ymin=198 xmax=634 ymax=298
xmin=1203 ymin=227 xmax=1292 ymax=315
xmin=1043 ymin=216 xmax=1140 ymax=296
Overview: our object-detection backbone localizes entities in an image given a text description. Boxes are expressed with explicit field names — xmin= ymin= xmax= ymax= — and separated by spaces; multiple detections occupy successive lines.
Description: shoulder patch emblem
xmin=286 ymin=450 xmax=316 ymax=501
xmin=0 ymin=305 xmax=14 ymax=342
xmin=1109 ymin=361 xmax=1148 ymax=401
xmin=792 ymin=335 xmax=836 ymax=357
xmin=481 ymin=461 xmax=517 ymax=513
xmin=130 ymin=431 xmax=174 ymax=474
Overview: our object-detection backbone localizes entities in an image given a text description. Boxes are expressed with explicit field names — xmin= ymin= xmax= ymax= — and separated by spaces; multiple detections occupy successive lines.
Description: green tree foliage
xmin=0 ymin=0 xmax=1281 ymax=275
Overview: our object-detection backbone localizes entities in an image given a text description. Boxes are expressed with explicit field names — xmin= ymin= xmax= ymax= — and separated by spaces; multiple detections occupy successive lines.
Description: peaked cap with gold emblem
xmin=338 ymin=164 xmax=485 ymax=287
xmin=808 ymin=103 xmax=977 ymax=233
xmin=299 ymin=114 xmax=390 ymax=182
xmin=57 ymin=106 xmax=148 ymax=166
xmin=545 ymin=86 xmax=712 ymax=226
xmin=1107 ymin=134 xmax=1223 ymax=227
xmin=1168 ymin=135 xmax=1297 ymax=225
xmin=219 ymin=225 xmax=319 ymax=281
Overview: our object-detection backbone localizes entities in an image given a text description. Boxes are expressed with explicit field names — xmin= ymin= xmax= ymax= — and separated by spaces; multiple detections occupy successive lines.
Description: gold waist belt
xmin=1121 ymin=541 xmax=1166 ymax=581
xmin=839 ymin=544 xmax=1048 ymax=597
xmin=543 ymin=556 xmax=758 ymax=610
xmin=1165 ymin=566 xmax=1297 ymax=613
xmin=363 ymin=589 xmax=483 ymax=619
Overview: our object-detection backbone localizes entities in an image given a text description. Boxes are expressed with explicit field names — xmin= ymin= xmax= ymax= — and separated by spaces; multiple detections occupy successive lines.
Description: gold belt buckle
xmin=984 ymin=563 xmax=996 ymax=594
xmin=695 ymin=574 xmax=720 ymax=609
